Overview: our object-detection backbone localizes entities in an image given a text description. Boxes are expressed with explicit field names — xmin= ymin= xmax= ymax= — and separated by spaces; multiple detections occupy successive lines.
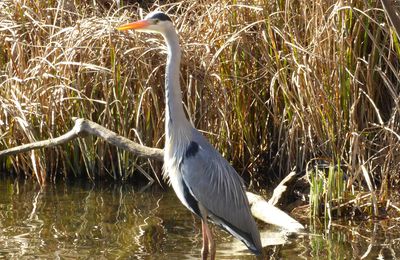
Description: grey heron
xmin=117 ymin=11 xmax=262 ymax=259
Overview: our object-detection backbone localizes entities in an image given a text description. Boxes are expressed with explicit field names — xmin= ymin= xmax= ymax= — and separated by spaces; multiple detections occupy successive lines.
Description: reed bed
xmin=0 ymin=0 xmax=399 ymax=218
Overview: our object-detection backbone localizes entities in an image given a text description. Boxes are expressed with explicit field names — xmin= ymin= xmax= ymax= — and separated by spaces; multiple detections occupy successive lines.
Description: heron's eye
xmin=153 ymin=19 xmax=159 ymax=25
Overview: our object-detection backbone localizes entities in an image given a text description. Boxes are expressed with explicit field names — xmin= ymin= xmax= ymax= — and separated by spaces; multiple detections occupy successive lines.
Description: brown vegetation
xmin=0 ymin=0 xmax=399 ymax=218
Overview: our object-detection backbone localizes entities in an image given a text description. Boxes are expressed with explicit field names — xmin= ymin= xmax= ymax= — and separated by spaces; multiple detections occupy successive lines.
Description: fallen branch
xmin=268 ymin=171 xmax=296 ymax=206
xmin=0 ymin=117 xmax=163 ymax=161
xmin=247 ymin=192 xmax=304 ymax=232
xmin=0 ymin=117 xmax=304 ymax=231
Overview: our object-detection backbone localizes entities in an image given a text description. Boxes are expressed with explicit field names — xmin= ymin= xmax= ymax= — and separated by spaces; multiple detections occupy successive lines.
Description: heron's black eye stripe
xmin=150 ymin=12 xmax=172 ymax=22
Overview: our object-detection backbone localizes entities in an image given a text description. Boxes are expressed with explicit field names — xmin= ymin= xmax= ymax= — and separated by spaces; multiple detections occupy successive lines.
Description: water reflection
xmin=0 ymin=177 xmax=399 ymax=259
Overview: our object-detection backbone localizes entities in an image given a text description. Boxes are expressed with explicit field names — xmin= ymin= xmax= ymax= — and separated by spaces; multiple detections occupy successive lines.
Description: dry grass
xmin=0 ymin=0 xmax=399 ymax=217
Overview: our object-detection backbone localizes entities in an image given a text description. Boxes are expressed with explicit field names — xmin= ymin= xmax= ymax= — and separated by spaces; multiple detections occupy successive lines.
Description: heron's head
xmin=117 ymin=11 xmax=173 ymax=34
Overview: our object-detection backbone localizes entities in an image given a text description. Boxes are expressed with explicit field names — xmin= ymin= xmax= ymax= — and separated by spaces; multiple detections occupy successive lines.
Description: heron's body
xmin=166 ymin=128 xmax=261 ymax=253
xmin=117 ymin=11 xmax=262 ymax=258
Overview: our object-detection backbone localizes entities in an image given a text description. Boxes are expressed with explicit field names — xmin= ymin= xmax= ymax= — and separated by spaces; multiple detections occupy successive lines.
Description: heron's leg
xmin=201 ymin=220 xmax=209 ymax=260
xmin=202 ymin=220 xmax=216 ymax=260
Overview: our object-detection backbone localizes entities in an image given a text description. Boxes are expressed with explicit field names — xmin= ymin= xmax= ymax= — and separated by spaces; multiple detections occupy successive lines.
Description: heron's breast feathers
xmin=163 ymin=127 xmax=193 ymax=183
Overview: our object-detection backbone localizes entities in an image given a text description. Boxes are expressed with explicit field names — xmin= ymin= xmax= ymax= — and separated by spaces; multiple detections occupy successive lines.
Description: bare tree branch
xmin=0 ymin=118 xmax=163 ymax=161
xmin=268 ymin=171 xmax=296 ymax=206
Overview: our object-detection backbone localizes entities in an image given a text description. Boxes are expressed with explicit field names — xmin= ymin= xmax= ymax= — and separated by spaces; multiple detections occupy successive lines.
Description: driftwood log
xmin=0 ymin=117 xmax=304 ymax=232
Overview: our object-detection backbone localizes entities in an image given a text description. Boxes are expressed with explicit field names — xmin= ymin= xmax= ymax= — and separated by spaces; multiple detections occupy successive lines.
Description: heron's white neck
xmin=162 ymin=28 xmax=191 ymax=143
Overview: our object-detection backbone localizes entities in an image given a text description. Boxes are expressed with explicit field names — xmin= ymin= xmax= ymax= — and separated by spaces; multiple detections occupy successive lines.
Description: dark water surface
xmin=0 ymin=178 xmax=399 ymax=259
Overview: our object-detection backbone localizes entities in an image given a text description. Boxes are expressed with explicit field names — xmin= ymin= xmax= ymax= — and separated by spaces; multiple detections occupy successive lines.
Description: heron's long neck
xmin=163 ymin=29 xmax=191 ymax=142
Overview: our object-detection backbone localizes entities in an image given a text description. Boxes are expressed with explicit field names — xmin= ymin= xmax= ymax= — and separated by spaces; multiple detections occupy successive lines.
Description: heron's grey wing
xmin=180 ymin=130 xmax=262 ymax=253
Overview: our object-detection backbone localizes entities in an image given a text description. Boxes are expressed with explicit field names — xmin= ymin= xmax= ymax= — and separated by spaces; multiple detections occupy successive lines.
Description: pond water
xmin=0 ymin=177 xmax=399 ymax=259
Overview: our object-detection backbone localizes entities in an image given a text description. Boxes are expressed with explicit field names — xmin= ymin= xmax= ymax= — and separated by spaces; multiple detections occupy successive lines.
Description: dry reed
xmin=0 ymin=0 xmax=399 ymax=217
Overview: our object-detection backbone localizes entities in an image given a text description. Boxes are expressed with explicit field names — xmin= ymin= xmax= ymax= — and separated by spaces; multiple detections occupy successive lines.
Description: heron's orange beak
xmin=116 ymin=20 xmax=150 ymax=31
